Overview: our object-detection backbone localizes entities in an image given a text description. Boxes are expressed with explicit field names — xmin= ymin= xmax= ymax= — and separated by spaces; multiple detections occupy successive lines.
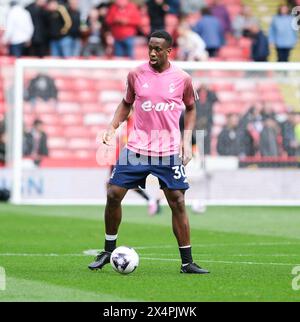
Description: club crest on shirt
xmin=169 ymin=83 xmax=175 ymax=93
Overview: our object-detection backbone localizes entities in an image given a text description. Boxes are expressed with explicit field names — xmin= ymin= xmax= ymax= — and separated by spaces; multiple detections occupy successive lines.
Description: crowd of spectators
xmin=215 ymin=105 xmax=300 ymax=158
xmin=0 ymin=119 xmax=5 ymax=165
xmin=191 ymin=85 xmax=300 ymax=159
xmin=0 ymin=0 xmax=299 ymax=61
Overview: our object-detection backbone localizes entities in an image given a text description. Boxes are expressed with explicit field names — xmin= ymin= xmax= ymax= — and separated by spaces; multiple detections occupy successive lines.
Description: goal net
xmin=4 ymin=59 xmax=300 ymax=206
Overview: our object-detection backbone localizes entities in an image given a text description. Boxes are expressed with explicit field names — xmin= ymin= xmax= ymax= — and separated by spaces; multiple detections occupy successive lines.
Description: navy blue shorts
xmin=109 ymin=148 xmax=189 ymax=190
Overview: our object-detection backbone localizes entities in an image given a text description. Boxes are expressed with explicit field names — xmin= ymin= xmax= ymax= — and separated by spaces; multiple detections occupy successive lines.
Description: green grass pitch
xmin=0 ymin=204 xmax=300 ymax=302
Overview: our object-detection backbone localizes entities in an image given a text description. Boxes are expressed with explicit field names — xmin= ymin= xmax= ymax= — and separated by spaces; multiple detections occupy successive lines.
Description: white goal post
xmin=9 ymin=59 xmax=300 ymax=206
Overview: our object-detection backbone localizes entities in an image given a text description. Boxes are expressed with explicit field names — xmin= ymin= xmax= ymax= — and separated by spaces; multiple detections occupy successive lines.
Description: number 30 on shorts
xmin=172 ymin=165 xmax=186 ymax=180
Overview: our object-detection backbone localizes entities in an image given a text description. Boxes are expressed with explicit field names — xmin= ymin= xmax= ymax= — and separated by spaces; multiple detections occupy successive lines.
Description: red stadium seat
xmin=218 ymin=91 xmax=240 ymax=103
xmin=257 ymin=83 xmax=279 ymax=92
xmin=48 ymin=137 xmax=68 ymax=149
xmin=57 ymin=102 xmax=81 ymax=113
xmin=77 ymin=90 xmax=98 ymax=103
xmin=261 ymin=91 xmax=283 ymax=102
xmin=227 ymin=4 xmax=242 ymax=17
xmin=81 ymin=103 xmax=100 ymax=113
xmin=84 ymin=113 xmax=110 ymax=126
xmin=55 ymin=78 xmax=74 ymax=91
xmin=211 ymin=82 xmax=234 ymax=91
xmin=49 ymin=150 xmax=73 ymax=159
xmin=64 ymin=126 xmax=91 ymax=138
xmin=43 ymin=125 xmax=64 ymax=136
xmin=68 ymin=138 xmax=95 ymax=149
xmin=239 ymin=91 xmax=259 ymax=102
xmin=60 ymin=114 xmax=83 ymax=125
xmin=58 ymin=91 xmax=77 ymax=102
xmin=38 ymin=114 xmax=61 ymax=125
xmin=99 ymin=90 xmax=123 ymax=103
xmin=73 ymin=79 xmax=96 ymax=91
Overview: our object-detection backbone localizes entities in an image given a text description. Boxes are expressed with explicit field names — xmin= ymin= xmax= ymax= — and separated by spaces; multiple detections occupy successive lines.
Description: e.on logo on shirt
xmin=141 ymin=100 xmax=176 ymax=112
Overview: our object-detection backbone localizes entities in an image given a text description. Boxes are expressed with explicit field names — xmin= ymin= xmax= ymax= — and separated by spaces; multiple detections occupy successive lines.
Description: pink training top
xmin=124 ymin=62 xmax=197 ymax=156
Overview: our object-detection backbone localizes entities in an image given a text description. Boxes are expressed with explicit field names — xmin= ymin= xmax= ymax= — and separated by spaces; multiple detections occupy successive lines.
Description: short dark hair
xmin=150 ymin=30 xmax=173 ymax=48
xmin=201 ymin=7 xmax=211 ymax=15
xmin=33 ymin=119 xmax=43 ymax=127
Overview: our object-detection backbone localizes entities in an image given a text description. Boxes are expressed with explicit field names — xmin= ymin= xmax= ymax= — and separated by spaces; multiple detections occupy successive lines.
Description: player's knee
xmin=168 ymin=194 xmax=185 ymax=211
xmin=107 ymin=187 xmax=123 ymax=205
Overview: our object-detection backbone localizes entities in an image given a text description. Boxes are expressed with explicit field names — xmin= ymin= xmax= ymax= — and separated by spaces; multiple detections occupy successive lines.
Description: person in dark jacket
xmin=67 ymin=0 xmax=81 ymax=56
xmin=26 ymin=0 xmax=49 ymax=57
xmin=147 ymin=0 xmax=169 ymax=34
xmin=281 ymin=111 xmax=297 ymax=156
xmin=259 ymin=117 xmax=280 ymax=157
xmin=23 ymin=119 xmax=49 ymax=167
xmin=217 ymin=114 xmax=241 ymax=156
xmin=0 ymin=120 xmax=5 ymax=165
xmin=195 ymin=84 xmax=218 ymax=154
xmin=25 ymin=73 xmax=58 ymax=111
xmin=249 ymin=24 xmax=269 ymax=62
xmin=46 ymin=0 xmax=72 ymax=57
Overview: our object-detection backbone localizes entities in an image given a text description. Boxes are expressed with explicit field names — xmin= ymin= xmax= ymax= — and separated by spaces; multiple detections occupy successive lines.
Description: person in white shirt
xmin=177 ymin=23 xmax=208 ymax=61
xmin=3 ymin=1 xmax=34 ymax=57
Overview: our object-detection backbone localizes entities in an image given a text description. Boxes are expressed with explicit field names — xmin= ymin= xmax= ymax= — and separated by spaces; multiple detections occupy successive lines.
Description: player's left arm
xmin=181 ymin=103 xmax=196 ymax=166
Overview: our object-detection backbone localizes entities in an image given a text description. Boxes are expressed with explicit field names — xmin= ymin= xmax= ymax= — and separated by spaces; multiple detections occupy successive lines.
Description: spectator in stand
xmin=217 ymin=114 xmax=241 ymax=156
xmin=96 ymin=3 xmax=114 ymax=56
xmin=25 ymin=73 xmax=58 ymax=110
xmin=26 ymin=0 xmax=49 ymax=57
xmin=0 ymin=120 xmax=5 ymax=165
xmin=281 ymin=111 xmax=297 ymax=156
xmin=193 ymin=7 xmax=225 ymax=57
xmin=239 ymin=106 xmax=260 ymax=157
xmin=106 ymin=0 xmax=140 ymax=59
xmin=46 ymin=0 xmax=73 ymax=57
xmin=147 ymin=0 xmax=169 ymax=34
xmin=210 ymin=0 xmax=232 ymax=34
xmin=166 ymin=0 xmax=180 ymax=15
xmin=82 ymin=8 xmax=105 ymax=57
xmin=232 ymin=5 xmax=259 ymax=39
xmin=23 ymin=119 xmax=49 ymax=167
xmin=269 ymin=5 xmax=298 ymax=62
xmin=180 ymin=0 xmax=205 ymax=16
xmin=67 ymin=0 xmax=81 ymax=56
xmin=294 ymin=114 xmax=300 ymax=156
xmin=195 ymin=84 xmax=218 ymax=155
xmin=177 ymin=22 xmax=208 ymax=61
xmin=3 ymin=1 xmax=34 ymax=58
xmin=249 ymin=24 xmax=269 ymax=62
xmin=261 ymin=104 xmax=277 ymax=121
xmin=259 ymin=117 xmax=280 ymax=157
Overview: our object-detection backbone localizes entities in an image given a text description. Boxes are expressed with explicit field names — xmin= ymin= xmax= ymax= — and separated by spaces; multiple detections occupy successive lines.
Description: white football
xmin=110 ymin=246 xmax=139 ymax=274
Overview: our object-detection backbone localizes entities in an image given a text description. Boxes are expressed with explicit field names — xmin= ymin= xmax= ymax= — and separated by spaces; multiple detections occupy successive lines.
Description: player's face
xmin=148 ymin=38 xmax=171 ymax=69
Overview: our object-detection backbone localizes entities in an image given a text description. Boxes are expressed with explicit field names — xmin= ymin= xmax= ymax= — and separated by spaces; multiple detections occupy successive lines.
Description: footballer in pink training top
xmin=89 ymin=30 xmax=209 ymax=274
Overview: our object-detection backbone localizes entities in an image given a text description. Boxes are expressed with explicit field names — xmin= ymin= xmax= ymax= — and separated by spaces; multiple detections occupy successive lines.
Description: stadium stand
xmin=0 ymin=0 xmax=299 ymax=167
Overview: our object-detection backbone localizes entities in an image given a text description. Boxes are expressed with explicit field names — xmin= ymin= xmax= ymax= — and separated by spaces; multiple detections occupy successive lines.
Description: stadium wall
xmin=1 ymin=168 xmax=300 ymax=206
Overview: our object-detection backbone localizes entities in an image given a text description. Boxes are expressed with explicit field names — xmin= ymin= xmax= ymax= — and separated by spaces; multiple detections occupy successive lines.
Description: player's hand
xmin=180 ymin=142 xmax=193 ymax=166
xmin=100 ymin=125 xmax=116 ymax=146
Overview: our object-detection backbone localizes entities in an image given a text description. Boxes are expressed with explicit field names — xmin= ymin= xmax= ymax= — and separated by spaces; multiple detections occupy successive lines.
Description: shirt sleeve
xmin=124 ymin=71 xmax=135 ymax=104
xmin=183 ymin=76 xmax=198 ymax=106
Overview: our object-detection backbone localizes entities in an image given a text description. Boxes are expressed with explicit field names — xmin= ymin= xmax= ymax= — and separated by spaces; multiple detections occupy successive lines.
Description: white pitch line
xmin=134 ymin=242 xmax=300 ymax=250
xmin=0 ymin=253 xmax=299 ymax=267
xmin=0 ymin=253 xmax=85 ymax=257
xmin=137 ymin=253 xmax=300 ymax=258
xmin=140 ymin=257 xmax=300 ymax=267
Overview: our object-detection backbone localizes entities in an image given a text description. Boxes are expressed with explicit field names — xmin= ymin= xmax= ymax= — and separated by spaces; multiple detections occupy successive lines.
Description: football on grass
xmin=110 ymin=246 xmax=139 ymax=274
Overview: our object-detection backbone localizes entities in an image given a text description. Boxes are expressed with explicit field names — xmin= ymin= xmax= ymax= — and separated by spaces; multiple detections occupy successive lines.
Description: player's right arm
xmin=102 ymin=99 xmax=132 ymax=145
xmin=102 ymin=71 xmax=135 ymax=145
